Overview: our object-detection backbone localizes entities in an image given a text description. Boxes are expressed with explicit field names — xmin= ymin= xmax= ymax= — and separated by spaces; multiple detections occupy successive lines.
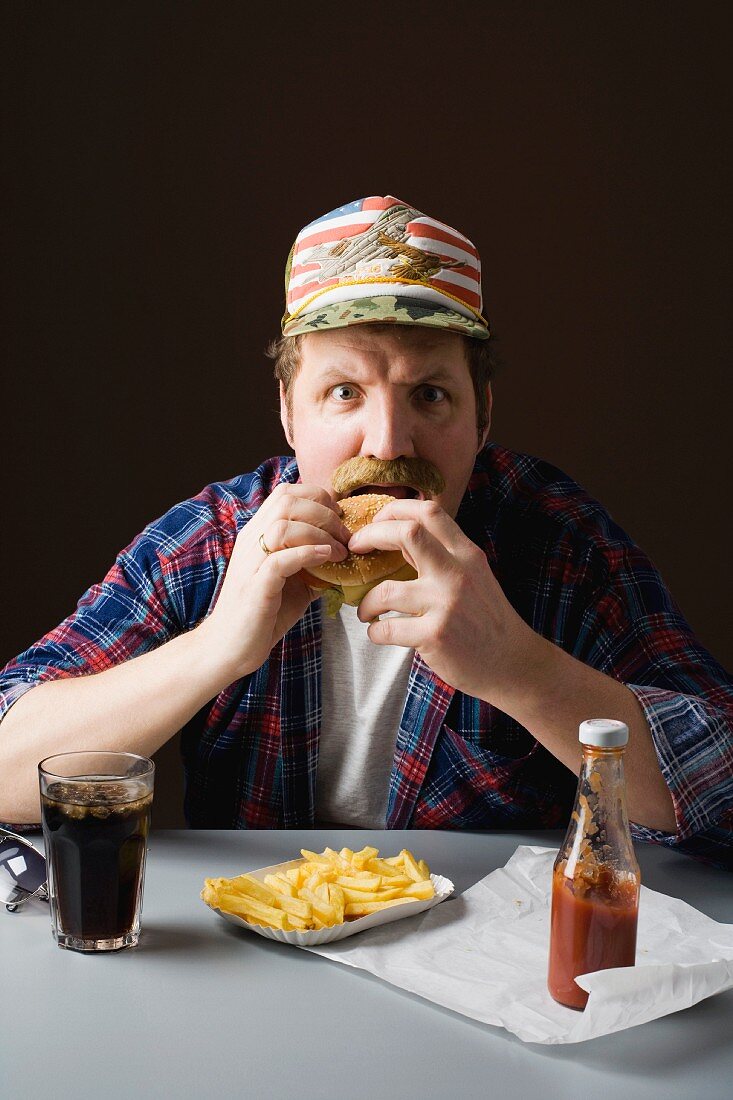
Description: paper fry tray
xmin=203 ymin=857 xmax=455 ymax=946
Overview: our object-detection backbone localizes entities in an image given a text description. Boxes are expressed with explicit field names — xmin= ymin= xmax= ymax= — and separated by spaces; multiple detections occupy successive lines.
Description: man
xmin=1 ymin=195 xmax=731 ymax=866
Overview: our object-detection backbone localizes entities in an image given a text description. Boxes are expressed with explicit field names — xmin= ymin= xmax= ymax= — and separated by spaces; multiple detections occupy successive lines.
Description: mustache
xmin=331 ymin=456 xmax=446 ymax=498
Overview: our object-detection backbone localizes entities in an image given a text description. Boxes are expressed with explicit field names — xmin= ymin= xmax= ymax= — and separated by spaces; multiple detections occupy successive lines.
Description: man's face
xmin=280 ymin=326 xmax=492 ymax=519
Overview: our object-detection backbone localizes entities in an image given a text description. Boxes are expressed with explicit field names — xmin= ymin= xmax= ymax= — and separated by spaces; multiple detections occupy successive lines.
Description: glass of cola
xmin=39 ymin=751 xmax=154 ymax=952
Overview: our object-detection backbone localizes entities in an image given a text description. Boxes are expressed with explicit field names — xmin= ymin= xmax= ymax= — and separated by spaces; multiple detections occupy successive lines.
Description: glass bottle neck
xmin=579 ymin=746 xmax=630 ymax=824
xmin=581 ymin=746 xmax=626 ymax=762
xmin=560 ymin=743 xmax=638 ymax=877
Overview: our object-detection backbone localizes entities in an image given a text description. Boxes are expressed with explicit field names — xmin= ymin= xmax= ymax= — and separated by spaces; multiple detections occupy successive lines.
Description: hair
xmin=265 ymin=325 xmax=501 ymax=442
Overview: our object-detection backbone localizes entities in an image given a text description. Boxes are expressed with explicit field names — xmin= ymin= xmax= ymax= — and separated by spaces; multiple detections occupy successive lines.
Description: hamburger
xmin=302 ymin=493 xmax=417 ymax=615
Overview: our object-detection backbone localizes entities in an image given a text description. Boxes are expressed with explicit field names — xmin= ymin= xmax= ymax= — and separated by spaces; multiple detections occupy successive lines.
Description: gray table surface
xmin=3 ymin=828 xmax=732 ymax=1100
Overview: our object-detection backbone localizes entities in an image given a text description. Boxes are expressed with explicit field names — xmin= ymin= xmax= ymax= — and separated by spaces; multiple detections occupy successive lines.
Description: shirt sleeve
xmin=0 ymin=542 xmax=180 ymax=720
xmin=0 ymin=537 xmax=173 ymax=833
xmin=0 ymin=490 xmax=230 ymax=721
xmin=575 ymin=537 xmax=733 ymax=868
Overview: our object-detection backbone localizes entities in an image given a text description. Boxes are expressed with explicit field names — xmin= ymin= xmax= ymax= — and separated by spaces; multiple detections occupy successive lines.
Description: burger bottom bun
xmin=301 ymin=561 xmax=418 ymax=606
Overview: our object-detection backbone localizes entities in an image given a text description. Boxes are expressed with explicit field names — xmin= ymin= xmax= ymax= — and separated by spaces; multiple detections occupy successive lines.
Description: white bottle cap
xmin=579 ymin=718 xmax=629 ymax=747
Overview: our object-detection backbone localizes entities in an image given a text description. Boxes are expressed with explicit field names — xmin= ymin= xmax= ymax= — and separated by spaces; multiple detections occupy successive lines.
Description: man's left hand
xmin=348 ymin=498 xmax=536 ymax=701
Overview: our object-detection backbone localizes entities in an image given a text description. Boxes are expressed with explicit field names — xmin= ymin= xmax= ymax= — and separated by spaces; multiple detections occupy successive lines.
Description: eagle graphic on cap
xmin=374 ymin=231 xmax=465 ymax=281
xmin=308 ymin=205 xmax=466 ymax=285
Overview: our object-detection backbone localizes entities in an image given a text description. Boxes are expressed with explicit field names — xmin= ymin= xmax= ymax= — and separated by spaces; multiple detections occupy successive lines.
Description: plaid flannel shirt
xmin=2 ymin=444 xmax=731 ymax=867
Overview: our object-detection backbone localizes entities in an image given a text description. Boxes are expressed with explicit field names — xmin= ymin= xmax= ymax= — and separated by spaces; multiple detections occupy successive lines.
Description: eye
xmin=419 ymin=385 xmax=447 ymax=404
xmin=330 ymin=384 xmax=359 ymax=401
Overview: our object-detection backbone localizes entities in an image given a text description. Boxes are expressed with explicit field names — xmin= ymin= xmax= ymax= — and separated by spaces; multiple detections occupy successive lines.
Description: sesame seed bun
xmin=302 ymin=493 xmax=417 ymax=610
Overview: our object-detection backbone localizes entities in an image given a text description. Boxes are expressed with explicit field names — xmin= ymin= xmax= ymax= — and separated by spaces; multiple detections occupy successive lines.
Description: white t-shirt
xmin=315 ymin=605 xmax=414 ymax=828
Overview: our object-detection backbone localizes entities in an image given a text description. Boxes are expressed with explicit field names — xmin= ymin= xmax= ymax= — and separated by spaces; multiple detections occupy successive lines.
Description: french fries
xmin=202 ymin=845 xmax=435 ymax=932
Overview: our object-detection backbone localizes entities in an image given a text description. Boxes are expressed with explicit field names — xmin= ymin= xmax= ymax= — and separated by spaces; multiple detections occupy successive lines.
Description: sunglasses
xmin=0 ymin=828 xmax=48 ymax=912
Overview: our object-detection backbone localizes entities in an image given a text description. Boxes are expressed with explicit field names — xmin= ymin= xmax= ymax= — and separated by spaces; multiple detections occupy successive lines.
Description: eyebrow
xmin=315 ymin=365 xmax=457 ymax=387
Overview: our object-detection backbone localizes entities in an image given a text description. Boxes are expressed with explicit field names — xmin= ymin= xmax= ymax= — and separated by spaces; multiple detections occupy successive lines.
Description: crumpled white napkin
xmin=303 ymin=845 xmax=733 ymax=1044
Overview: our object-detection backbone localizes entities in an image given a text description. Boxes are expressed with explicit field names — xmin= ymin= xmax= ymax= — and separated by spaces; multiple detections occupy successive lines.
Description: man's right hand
xmin=198 ymin=483 xmax=351 ymax=683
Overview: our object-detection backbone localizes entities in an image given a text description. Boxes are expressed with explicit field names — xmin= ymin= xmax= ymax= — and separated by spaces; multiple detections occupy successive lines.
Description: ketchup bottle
xmin=547 ymin=719 xmax=641 ymax=1010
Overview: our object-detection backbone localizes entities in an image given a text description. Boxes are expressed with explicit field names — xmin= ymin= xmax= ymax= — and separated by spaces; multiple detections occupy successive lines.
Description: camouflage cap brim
xmin=281 ymin=296 xmax=491 ymax=340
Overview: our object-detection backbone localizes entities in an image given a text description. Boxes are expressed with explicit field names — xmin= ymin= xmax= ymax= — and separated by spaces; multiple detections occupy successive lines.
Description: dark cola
xmin=41 ymin=780 xmax=152 ymax=943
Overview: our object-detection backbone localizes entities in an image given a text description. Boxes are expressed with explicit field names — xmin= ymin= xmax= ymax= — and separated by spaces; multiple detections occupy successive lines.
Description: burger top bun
xmin=302 ymin=493 xmax=417 ymax=611
xmin=307 ymin=494 xmax=404 ymax=587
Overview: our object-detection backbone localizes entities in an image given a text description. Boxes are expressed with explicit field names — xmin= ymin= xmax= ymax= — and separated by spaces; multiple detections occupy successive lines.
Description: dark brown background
xmin=3 ymin=3 xmax=731 ymax=825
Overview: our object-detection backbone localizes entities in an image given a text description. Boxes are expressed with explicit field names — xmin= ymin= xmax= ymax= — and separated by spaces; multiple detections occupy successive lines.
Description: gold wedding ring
xmin=258 ymin=533 xmax=272 ymax=556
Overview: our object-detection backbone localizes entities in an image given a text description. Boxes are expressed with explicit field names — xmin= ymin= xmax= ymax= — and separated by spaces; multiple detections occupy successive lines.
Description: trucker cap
xmin=281 ymin=195 xmax=490 ymax=340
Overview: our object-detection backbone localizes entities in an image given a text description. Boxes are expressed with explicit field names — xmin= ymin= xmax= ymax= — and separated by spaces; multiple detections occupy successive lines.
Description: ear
xmin=477 ymin=382 xmax=493 ymax=451
xmin=279 ymin=381 xmax=295 ymax=449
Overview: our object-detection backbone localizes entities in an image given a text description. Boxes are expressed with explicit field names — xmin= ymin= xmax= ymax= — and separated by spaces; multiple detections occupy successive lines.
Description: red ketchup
xmin=547 ymin=719 xmax=641 ymax=1010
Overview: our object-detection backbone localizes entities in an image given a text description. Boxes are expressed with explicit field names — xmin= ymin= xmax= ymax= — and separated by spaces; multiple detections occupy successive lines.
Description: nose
xmin=359 ymin=393 xmax=416 ymax=460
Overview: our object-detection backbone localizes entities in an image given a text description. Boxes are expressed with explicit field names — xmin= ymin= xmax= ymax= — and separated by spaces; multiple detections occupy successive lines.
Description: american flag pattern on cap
xmin=281 ymin=196 xmax=490 ymax=340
